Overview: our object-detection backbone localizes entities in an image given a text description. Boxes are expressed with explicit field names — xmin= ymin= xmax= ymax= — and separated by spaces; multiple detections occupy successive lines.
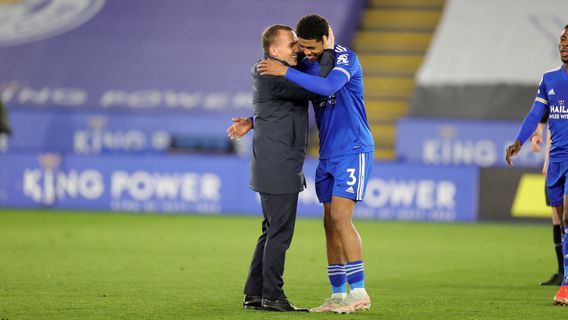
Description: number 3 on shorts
xmin=346 ymin=168 xmax=357 ymax=186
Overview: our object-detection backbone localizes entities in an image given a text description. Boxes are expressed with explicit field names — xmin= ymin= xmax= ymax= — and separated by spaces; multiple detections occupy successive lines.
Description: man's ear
xmin=268 ymin=46 xmax=278 ymax=59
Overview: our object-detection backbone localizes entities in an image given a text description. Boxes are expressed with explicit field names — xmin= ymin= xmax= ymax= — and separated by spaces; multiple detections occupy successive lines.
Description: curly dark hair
xmin=296 ymin=14 xmax=329 ymax=42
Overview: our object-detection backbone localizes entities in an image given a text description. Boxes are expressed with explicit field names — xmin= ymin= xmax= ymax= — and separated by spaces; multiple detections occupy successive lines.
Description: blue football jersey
xmin=314 ymin=45 xmax=375 ymax=159
xmin=534 ymin=66 xmax=568 ymax=161
xmin=297 ymin=55 xmax=319 ymax=75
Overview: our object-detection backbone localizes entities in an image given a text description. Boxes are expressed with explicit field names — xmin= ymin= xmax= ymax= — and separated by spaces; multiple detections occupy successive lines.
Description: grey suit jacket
xmin=250 ymin=51 xmax=334 ymax=194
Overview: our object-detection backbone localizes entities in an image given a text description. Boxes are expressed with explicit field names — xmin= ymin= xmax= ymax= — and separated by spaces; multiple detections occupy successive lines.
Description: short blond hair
xmin=261 ymin=24 xmax=293 ymax=53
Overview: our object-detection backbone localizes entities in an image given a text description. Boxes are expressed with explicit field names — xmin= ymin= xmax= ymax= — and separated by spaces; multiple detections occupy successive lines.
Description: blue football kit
xmin=285 ymin=44 xmax=375 ymax=203
xmin=515 ymin=66 xmax=568 ymax=206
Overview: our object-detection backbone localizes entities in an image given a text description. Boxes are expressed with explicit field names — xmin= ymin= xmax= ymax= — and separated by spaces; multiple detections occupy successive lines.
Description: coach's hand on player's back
xmin=505 ymin=140 xmax=522 ymax=166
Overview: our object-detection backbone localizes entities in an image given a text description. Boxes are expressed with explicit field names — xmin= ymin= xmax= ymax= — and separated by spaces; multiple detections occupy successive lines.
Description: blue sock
xmin=346 ymin=260 xmax=365 ymax=289
xmin=328 ymin=264 xmax=346 ymax=294
xmin=563 ymin=229 xmax=568 ymax=286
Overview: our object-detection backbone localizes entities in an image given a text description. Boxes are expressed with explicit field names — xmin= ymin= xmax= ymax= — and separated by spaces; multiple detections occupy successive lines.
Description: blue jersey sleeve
xmin=534 ymin=76 xmax=549 ymax=107
xmin=514 ymin=77 xmax=549 ymax=143
xmin=283 ymin=45 xmax=358 ymax=96
xmin=285 ymin=67 xmax=348 ymax=97
xmin=515 ymin=104 xmax=547 ymax=144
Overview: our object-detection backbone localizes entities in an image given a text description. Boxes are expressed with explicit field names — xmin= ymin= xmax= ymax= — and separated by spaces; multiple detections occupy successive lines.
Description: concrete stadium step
xmin=371 ymin=123 xmax=396 ymax=148
xmin=369 ymin=0 xmax=445 ymax=10
xmin=364 ymin=76 xmax=415 ymax=99
xmin=354 ymin=31 xmax=433 ymax=54
xmin=359 ymin=54 xmax=423 ymax=76
xmin=374 ymin=147 xmax=396 ymax=161
xmin=357 ymin=0 xmax=445 ymax=162
xmin=365 ymin=99 xmax=408 ymax=123
xmin=362 ymin=9 xmax=442 ymax=32
xmin=307 ymin=135 xmax=398 ymax=160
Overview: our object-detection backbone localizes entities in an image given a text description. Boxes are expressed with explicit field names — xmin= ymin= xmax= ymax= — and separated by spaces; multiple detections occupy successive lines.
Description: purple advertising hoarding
xmin=0 ymin=0 xmax=364 ymax=114
xmin=0 ymin=153 xmax=479 ymax=221
xmin=396 ymin=117 xmax=545 ymax=168
xmin=1 ymin=110 xmax=239 ymax=155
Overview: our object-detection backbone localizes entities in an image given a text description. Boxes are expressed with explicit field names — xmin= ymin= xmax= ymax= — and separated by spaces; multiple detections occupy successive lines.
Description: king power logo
xmin=73 ymin=116 xmax=171 ymax=154
xmin=24 ymin=153 xmax=104 ymax=205
xmin=23 ymin=154 xmax=222 ymax=207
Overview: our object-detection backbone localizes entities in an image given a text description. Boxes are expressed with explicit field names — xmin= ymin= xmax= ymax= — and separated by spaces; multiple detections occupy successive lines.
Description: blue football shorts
xmin=315 ymin=151 xmax=374 ymax=204
xmin=546 ymin=161 xmax=568 ymax=206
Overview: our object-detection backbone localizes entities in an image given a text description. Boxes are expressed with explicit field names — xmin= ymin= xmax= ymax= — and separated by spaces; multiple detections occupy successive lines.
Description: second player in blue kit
xmin=506 ymin=24 xmax=568 ymax=305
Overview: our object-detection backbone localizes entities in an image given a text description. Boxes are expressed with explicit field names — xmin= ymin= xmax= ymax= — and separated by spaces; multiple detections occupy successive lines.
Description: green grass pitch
xmin=0 ymin=209 xmax=566 ymax=319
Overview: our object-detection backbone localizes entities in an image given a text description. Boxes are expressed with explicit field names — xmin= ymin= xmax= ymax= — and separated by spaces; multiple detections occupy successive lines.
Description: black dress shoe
xmin=243 ymin=295 xmax=262 ymax=310
xmin=261 ymin=297 xmax=309 ymax=312
xmin=540 ymin=272 xmax=564 ymax=286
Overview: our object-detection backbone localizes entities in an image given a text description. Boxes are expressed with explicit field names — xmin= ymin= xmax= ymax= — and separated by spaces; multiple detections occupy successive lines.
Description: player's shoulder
xmin=333 ymin=44 xmax=359 ymax=70
xmin=334 ymin=44 xmax=356 ymax=57
xmin=543 ymin=65 xmax=563 ymax=78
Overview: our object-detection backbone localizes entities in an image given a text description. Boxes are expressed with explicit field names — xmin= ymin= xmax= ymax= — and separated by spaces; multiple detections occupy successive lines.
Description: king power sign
xmin=0 ymin=154 xmax=479 ymax=221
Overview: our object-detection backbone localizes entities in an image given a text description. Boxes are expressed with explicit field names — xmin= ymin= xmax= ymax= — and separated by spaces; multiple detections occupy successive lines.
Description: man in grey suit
xmin=227 ymin=24 xmax=333 ymax=312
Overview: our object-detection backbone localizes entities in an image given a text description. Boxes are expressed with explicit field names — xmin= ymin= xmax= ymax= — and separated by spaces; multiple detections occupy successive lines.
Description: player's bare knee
xmin=330 ymin=209 xmax=350 ymax=228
